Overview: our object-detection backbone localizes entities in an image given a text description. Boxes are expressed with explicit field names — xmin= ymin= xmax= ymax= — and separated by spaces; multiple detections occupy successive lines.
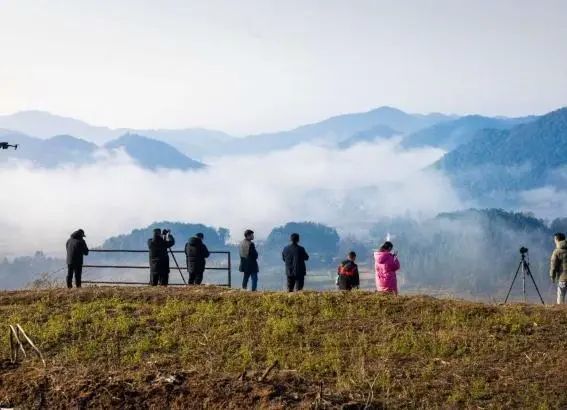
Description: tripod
xmin=504 ymin=252 xmax=544 ymax=304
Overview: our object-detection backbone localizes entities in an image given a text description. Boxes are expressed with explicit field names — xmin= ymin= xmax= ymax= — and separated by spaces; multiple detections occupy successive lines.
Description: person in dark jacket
xmin=282 ymin=233 xmax=309 ymax=292
xmin=66 ymin=229 xmax=89 ymax=288
xmin=239 ymin=229 xmax=259 ymax=291
xmin=337 ymin=251 xmax=360 ymax=291
xmin=148 ymin=228 xmax=175 ymax=286
xmin=185 ymin=233 xmax=210 ymax=285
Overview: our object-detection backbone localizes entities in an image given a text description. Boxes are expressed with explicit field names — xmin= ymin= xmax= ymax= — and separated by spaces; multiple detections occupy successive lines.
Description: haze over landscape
xmin=0 ymin=0 xmax=566 ymax=297
xmin=3 ymin=2 xmax=567 ymax=408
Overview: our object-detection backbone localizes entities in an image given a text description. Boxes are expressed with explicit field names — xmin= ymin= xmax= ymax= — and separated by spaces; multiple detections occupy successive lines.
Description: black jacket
xmin=338 ymin=259 xmax=360 ymax=288
xmin=148 ymin=234 xmax=175 ymax=274
xmin=239 ymin=239 xmax=259 ymax=274
xmin=66 ymin=231 xmax=89 ymax=266
xmin=185 ymin=236 xmax=210 ymax=274
xmin=282 ymin=243 xmax=309 ymax=278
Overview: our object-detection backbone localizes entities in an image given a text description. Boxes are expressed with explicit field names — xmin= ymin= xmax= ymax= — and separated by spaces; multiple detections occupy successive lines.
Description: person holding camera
xmin=282 ymin=233 xmax=309 ymax=292
xmin=550 ymin=232 xmax=567 ymax=304
xmin=66 ymin=229 xmax=89 ymax=288
xmin=148 ymin=228 xmax=175 ymax=286
xmin=239 ymin=229 xmax=259 ymax=291
xmin=374 ymin=241 xmax=400 ymax=295
xmin=185 ymin=232 xmax=210 ymax=285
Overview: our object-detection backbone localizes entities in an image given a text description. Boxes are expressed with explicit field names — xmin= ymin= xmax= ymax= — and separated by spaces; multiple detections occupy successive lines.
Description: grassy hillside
xmin=1 ymin=287 xmax=567 ymax=408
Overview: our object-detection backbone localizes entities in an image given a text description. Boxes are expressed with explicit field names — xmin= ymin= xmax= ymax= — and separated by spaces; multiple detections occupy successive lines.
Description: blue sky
xmin=1 ymin=0 xmax=566 ymax=134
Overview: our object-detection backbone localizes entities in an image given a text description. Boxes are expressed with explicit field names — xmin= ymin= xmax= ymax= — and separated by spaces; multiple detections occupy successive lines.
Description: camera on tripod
xmin=504 ymin=245 xmax=544 ymax=304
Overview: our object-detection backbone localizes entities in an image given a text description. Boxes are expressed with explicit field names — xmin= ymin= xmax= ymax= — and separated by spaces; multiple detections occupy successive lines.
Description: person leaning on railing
xmin=66 ymin=229 xmax=89 ymax=288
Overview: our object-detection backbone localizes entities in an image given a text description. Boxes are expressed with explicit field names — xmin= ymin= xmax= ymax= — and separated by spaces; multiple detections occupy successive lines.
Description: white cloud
xmin=0 ymin=139 xmax=463 ymax=256
xmin=519 ymin=186 xmax=567 ymax=219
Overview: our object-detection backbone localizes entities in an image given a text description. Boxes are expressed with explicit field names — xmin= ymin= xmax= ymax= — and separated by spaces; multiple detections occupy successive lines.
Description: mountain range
xmin=0 ymin=129 xmax=204 ymax=170
xmin=435 ymin=107 xmax=567 ymax=198
xmin=213 ymin=107 xmax=455 ymax=155
xmin=1 ymin=105 xmax=566 ymax=205
xmin=0 ymin=110 xmax=231 ymax=158
xmin=0 ymin=107 xmax=456 ymax=157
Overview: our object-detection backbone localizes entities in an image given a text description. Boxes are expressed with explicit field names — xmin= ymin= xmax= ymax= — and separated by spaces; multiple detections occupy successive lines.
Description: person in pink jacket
xmin=374 ymin=241 xmax=400 ymax=294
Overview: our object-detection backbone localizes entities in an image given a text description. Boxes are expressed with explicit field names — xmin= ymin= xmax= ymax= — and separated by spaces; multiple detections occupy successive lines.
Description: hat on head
xmin=196 ymin=233 xmax=204 ymax=239
xmin=77 ymin=229 xmax=86 ymax=237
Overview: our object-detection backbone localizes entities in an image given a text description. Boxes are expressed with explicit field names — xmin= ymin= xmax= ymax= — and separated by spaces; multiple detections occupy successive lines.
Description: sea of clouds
xmin=1 ymin=138 xmax=465 ymax=256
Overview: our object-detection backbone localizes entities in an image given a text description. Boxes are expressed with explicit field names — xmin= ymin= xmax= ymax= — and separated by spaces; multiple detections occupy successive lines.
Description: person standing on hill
xmin=282 ymin=233 xmax=309 ymax=292
xmin=374 ymin=241 xmax=400 ymax=295
xmin=148 ymin=228 xmax=175 ymax=286
xmin=185 ymin=233 xmax=210 ymax=285
xmin=66 ymin=229 xmax=89 ymax=288
xmin=337 ymin=251 xmax=360 ymax=291
xmin=239 ymin=229 xmax=259 ymax=291
xmin=550 ymin=232 xmax=567 ymax=304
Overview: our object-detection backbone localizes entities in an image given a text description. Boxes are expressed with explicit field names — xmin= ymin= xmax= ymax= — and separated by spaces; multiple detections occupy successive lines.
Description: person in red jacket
xmin=374 ymin=241 xmax=400 ymax=294
xmin=337 ymin=251 xmax=360 ymax=291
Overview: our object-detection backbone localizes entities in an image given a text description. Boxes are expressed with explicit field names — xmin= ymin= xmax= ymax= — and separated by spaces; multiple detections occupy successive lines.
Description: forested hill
xmin=435 ymin=107 xmax=567 ymax=196
xmin=101 ymin=222 xmax=230 ymax=251
xmin=402 ymin=115 xmax=535 ymax=150
xmin=435 ymin=208 xmax=549 ymax=233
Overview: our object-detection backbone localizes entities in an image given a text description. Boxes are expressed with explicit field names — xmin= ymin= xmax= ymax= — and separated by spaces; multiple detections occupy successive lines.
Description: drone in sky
xmin=0 ymin=142 xmax=18 ymax=150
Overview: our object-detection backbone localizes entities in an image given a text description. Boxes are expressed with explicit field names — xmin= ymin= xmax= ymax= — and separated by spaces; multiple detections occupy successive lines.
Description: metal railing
xmin=82 ymin=249 xmax=232 ymax=287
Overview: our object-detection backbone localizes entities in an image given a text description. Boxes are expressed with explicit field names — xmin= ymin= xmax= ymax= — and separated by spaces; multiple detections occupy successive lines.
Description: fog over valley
xmin=0 ymin=137 xmax=459 ymax=255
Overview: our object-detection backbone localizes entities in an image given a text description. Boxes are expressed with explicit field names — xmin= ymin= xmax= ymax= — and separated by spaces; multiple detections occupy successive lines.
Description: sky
xmin=1 ymin=0 xmax=566 ymax=135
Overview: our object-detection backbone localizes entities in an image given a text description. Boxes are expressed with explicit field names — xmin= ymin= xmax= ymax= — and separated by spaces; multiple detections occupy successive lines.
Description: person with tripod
xmin=550 ymin=232 xmax=567 ymax=304
xmin=148 ymin=228 xmax=175 ymax=286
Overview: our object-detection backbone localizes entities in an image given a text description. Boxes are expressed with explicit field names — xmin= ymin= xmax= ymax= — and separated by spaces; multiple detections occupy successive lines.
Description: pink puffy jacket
xmin=374 ymin=251 xmax=400 ymax=294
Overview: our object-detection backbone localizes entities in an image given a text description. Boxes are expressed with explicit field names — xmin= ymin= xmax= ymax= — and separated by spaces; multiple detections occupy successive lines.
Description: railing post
xmin=228 ymin=252 xmax=232 ymax=288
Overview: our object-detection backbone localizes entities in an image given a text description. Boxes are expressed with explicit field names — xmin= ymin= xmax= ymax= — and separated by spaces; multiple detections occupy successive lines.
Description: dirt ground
xmin=1 ymin=286 xmax=567 ymax=408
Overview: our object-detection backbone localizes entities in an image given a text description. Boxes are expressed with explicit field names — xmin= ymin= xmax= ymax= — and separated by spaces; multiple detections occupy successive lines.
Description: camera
xmin=519 ymin=246 xmax=529 ymax=254
xmin=162 ymin=229 xmax=170 ymax=235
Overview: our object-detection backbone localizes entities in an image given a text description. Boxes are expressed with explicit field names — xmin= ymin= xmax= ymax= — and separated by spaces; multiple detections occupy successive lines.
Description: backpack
xmin=338 ymin=261 xmax=357 ymax=276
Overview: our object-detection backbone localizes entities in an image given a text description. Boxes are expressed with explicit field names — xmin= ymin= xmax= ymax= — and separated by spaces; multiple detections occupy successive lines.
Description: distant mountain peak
xmin=367 ymin=106 xmax=406 ymax=114
xmin=105 ymin=133 xmax=204 ymax=170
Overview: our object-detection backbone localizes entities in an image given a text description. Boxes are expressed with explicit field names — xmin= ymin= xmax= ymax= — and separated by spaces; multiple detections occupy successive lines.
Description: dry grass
xmin=1 ymin=286 xmax=567 ymax=408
